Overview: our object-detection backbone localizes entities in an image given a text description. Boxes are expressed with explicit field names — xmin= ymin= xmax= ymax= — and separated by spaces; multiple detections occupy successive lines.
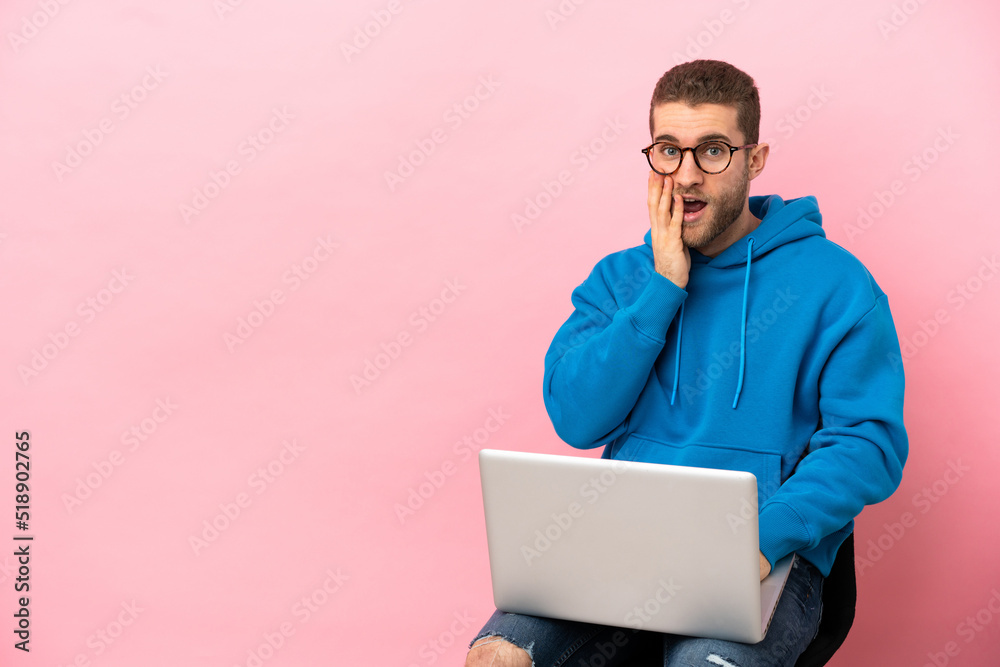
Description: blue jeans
xmin=470 ymin=556 xmax=824 ymax=666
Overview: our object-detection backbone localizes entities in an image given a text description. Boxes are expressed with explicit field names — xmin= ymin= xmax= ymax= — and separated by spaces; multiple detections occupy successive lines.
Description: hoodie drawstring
xmin=668 ymin=236 xmax=754 ymax=408
xmin=669 ymin=300 xmax=685 ymax=406
xmin=732 ymin=237 xmax=755 ymax=409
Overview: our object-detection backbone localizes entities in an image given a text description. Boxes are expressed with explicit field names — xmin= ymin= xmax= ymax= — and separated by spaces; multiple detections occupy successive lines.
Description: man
xmin=466 ymin=60 xmax=908 ymax=666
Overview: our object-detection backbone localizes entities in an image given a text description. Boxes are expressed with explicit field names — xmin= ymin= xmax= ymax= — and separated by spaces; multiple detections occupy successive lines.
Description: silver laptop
xmin=478 ymin=448 xmax=795 ymax=644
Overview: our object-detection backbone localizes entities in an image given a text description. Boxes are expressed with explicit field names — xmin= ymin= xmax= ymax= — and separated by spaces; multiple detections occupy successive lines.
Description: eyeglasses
xmin=641 ymin=140 xmax=758 ymax=176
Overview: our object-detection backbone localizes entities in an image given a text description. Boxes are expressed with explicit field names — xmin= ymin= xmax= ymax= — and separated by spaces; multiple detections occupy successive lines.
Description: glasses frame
xmin=641 ymin=140 xmax=758 ymax=176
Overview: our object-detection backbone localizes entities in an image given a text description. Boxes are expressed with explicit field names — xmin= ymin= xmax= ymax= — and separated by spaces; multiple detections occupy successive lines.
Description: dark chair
xmin=621 ymin=533 xmax=857 ymax=666
xmin=793 ymin=531 xmax=857 ymax=667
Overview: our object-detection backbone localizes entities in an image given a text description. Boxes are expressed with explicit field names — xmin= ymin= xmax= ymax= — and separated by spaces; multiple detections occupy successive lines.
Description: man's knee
xmin=466 ymin=635 xmax=532 ymax=667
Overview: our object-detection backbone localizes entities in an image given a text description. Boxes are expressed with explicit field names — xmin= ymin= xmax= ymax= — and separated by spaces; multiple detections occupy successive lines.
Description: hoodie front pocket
xmin=617 ymin=435 xmax=783 ymax=507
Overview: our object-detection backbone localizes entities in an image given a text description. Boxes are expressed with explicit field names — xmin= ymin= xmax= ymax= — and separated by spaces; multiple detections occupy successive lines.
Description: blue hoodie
xmin=542 ymin=194 xmax=908 ymax=577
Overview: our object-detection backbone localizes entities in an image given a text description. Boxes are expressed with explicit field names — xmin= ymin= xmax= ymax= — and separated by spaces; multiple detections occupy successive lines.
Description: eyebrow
xmin=654 ymin=132 xmax=733 ymax=144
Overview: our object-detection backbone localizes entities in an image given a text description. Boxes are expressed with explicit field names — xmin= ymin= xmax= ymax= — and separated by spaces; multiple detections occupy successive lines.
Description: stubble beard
xmin=680 ymin=162 xmax=751 ymax=251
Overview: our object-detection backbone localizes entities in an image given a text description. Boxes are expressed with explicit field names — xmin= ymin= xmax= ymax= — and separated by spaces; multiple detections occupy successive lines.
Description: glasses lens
xmin=650 ymin=143 xmax=680 ymax=174
xmin=695 ymin=141 xmax=732 ymax=173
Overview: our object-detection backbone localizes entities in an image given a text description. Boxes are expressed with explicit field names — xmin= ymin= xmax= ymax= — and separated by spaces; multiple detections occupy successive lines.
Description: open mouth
xmin=680 ymin=196 xmax=708 ymax=222
xmin=682 ymin=198 xmax=707 ymax=214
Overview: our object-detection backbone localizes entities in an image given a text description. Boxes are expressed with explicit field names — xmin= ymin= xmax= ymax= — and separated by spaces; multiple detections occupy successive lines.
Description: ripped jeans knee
xmin=469 ymin=633 xmax=535 ymax=666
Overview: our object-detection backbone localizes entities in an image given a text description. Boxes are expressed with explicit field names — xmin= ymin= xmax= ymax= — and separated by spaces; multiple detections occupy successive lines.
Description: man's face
xmin=650 ymin=102 xmax=759 ymax=253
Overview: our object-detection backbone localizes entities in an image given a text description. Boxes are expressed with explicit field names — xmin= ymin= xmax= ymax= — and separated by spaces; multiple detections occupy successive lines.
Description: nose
xmin=671 ymin=148 xmax=704 ymax=190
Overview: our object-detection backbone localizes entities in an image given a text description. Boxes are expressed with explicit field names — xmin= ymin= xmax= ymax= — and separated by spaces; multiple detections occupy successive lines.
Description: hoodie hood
xmin=641 ymin=194 xmax=826 ymax=409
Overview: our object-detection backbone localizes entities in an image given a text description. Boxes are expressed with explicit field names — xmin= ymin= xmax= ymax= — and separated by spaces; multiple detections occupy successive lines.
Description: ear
xmin=747 ymin=143 xmax=769 ymax=181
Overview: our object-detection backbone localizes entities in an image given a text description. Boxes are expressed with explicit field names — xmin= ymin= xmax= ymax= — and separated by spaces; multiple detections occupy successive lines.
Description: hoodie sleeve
xmin=543 ymin=262 xmax=687 ymax=449
xmin=757 ymin=293 xmax=909 ymax=567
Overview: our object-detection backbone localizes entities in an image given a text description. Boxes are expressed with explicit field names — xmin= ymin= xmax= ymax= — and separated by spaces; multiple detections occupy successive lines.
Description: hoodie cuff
xmin=759 ymin=500 xmax=813 ymax=566
xmin=625 ymin=271 xmax=687 ymax=341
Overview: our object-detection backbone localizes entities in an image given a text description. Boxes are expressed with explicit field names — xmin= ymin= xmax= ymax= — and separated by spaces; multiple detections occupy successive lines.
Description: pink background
xmin=3 ymin=1 xmax=999 ymax=665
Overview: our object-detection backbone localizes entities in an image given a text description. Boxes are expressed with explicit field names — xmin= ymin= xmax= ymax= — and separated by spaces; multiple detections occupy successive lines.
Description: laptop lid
xmin=479 ymin=448 xmax=795 ymax=644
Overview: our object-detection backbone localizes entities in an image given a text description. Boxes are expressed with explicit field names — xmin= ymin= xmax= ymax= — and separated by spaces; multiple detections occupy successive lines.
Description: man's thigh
xmin=662 ymin=557 xmax=825 ymax=667
xmin=470 ymin=609 xmax=660 ymax=666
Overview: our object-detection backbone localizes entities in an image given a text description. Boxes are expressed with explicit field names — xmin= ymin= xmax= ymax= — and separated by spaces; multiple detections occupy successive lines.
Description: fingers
xmin=648 ymin=171 xmax=669 ymax=225
xmin=648 ymin=171 xmax=680 ymax=241
xmin=668 ymin=186 xmax=683 ymax=236
xmin=658 ymin=176 xmax=672 ymax=225
xmin=647 ymin=171 xmax=690 ymax=288
xmin=647 ymin=170 xmax=664 ymax=212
